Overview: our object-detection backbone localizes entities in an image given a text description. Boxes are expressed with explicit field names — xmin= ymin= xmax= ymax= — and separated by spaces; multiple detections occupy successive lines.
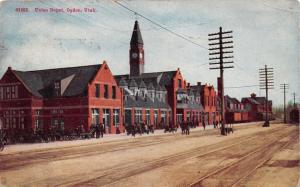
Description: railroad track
xmin=49 ymin=125 xmax=293 ymax=187
xmin=0 ymin=123 xmax=264 ymax=171
xmin=189 ymin=127 xmax=299 ymax=187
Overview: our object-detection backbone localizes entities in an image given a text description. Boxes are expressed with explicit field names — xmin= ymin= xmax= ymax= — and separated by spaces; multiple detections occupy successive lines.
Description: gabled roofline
xmin=10 ymin=68 xmax=42 ymax=99
xmin=88 ymin=61 xmax=105 ymax=84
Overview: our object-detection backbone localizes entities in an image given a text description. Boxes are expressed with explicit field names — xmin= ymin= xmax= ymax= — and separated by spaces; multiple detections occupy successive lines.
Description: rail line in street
xmin=57 ymin=126 xmax=293 ymax=187
xmin=190 ymin=127 xmax=298 ymax=186
xmin=0 ymin=123 xmax=261 ymax=171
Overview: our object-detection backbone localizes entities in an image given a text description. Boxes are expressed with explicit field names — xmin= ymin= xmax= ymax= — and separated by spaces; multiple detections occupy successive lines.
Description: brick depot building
xmin=0 ymin=62 xmax=124 ymax=134
xmin=115 ymin=21 xmax=216 ymax=128
xmin=0 ymin=20 xmax=220 ymax=134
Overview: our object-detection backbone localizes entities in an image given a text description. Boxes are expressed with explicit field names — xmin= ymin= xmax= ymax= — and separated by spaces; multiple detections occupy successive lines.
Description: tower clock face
xmin=132 ymin=53 xmax=138 ymax=58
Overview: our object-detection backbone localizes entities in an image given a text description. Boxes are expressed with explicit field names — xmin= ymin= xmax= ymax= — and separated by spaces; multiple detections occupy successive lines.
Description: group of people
xmin=90 ymin=123 xmax=105 ymax=138
xmin=126 ymin=122 xmax=154 ymax=137
xmin=179 ymin=121 xmax=190 ymax=135
xmin=164 ymin=122 xmax=177 ymax=133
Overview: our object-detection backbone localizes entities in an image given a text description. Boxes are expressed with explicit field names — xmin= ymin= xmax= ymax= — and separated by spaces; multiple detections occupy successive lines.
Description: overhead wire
xmin=113 ymin=0 xmax=208 ymax=50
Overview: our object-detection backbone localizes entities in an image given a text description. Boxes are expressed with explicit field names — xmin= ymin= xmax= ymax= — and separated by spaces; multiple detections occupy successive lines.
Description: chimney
xmin=197 ymin=82 xmax=201 ymax=86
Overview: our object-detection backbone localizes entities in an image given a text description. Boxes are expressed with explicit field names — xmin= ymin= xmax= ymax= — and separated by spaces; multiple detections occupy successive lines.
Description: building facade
xmin=241 ymin=93 xmax=273 ymax=121
xmin=0 ymin=62 xmax=124 ymax=134
xmin=115 ymin=20 xmax=205 ymax=128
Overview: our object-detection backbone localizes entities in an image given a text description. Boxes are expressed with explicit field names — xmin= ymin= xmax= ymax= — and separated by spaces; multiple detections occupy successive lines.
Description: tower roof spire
xmin=130 ymin=20 xmax=143 ymax=46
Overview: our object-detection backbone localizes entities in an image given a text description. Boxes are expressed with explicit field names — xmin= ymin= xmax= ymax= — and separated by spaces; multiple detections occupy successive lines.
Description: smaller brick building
xmin=0 ymin=61 xmax=124 ymax=134
xmin=241 ymin=93 xmax=273 ymax=121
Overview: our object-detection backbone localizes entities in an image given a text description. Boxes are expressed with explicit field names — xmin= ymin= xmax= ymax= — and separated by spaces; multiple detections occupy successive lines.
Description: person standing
xmin=131 ymin=123 xmax=136 ymax=137
xmin=95 ymin=123 xmax=100 ymax=138
xmin=100 ymin=123 xmax=104 ymax=138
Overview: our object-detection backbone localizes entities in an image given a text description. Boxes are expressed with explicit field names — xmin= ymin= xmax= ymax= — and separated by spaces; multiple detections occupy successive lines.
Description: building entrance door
xmin=125 ymin=109 xmax=132 ymax=127
xmin=176 ymin=114 xmax=183 ymax=124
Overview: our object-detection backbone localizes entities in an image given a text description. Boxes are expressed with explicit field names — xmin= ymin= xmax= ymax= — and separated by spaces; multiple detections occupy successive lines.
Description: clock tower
xmin=129 ymin=20 xmax=144 ymax=77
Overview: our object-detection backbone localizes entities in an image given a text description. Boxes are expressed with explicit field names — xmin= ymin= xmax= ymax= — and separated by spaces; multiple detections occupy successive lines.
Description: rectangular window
xmin=15 ymin=85 xmax=18 ymax=98
xmin=187 ymin=111 xmax=191 ymax=122
xmin=161 ymin=110 xmax=166 ymax=125
xmin=51 ymin=119 xmax=59 ymax=129
xmin=134 ymin=109 xmax=142 ymax=124
xmin=5 ymin=118 xmax=9 ymax=129
xmin=176 ymin=113 xmax=183 ymax=123
xmin=154 ymin=110 xmax=158 ymax=125
xmin=112 ymin=86 xmax=116 ymax=99
xmin=113 ymin=109 xmax=120 ymax=126
xmin=11 ymin=86 xmax=15 ymax=99
xmin=178 ymin=79 xmax=182 ymax=88
xmin=36 ymin=110 xmax=41 ymax=115
xmin=60 ymin=120 xmax=64 ymax=131
xmin=6 ymin=87 xmax=10 ymax=99
xmin=146 ymin=109 xmax=150 ymax=124
xmin=35 ymin=119 xmax=40 ymax=130
xmin=13 ymin=118 xmax=16 ymax=128
xmin=95 ymin=84 xmax=100 ymax=98
xmin=103 ymin=109 xmax=110 ymax=128
xmin=20 ymin=117 xmax=25 ymax=129
xmin=92 ymin=108 xmax=100 ymax=125
xmin=104 ymin=84 xmax=109 ymax=99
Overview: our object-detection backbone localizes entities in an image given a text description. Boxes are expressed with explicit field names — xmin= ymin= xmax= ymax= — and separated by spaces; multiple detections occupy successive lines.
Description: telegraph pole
xmin=208 ymin=27 xmax=234 ymax=135
xmin=259 ymin=65 xmax=274 ymax=127
xmin=292 ymin=92 xmax=296 ymax=108
xmin=280 ymin=83 xmax=289 ymax=124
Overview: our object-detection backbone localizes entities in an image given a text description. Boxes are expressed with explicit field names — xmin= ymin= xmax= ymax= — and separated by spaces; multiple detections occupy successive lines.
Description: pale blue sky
xmin=0 ymin=0 xmax=299 ymax=106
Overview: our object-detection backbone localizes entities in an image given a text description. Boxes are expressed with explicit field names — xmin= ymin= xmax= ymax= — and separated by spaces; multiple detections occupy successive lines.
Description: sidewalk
xmin=0 ymin=121 xmax=261 ymax=155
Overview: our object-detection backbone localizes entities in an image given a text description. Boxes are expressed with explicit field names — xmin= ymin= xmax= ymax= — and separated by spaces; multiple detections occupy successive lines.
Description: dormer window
xmin=54 ymin=81 xmax=60 ymax=96
xmin=54 ymin=82 xmax=60 ymax=89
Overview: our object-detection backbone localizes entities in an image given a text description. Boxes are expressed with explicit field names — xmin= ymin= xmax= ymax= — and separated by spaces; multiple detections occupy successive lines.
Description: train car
xmin=290 ymin=108 xmax=299 ymax=124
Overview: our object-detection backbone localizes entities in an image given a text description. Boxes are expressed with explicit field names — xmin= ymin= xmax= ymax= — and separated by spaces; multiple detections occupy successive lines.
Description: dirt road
xmin=0 ymin=123 xmax=299 ymax=187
